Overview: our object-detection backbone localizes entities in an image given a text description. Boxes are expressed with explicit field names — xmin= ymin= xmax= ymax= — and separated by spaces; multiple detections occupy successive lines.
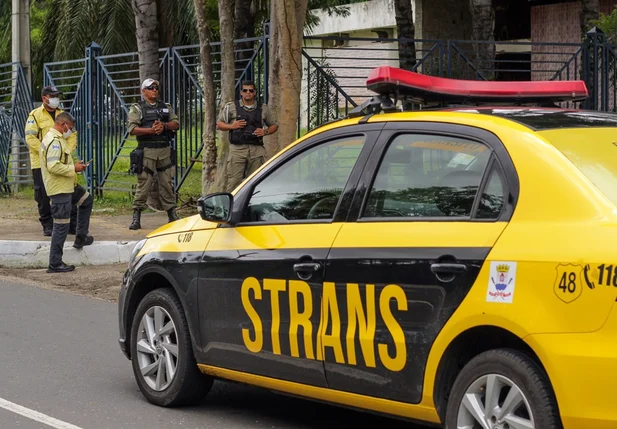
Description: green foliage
xmin=305 ymin=54 xmax=340 ymax=130
xmin=590 ymin=5 xmax=617 ymax=42
xmin=0 ymin=1 xmax=10 ymax=65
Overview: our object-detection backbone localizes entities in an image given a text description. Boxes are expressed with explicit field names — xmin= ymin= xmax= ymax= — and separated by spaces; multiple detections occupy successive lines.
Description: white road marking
xmin=0 ymin=397 xmax=83 ymax=429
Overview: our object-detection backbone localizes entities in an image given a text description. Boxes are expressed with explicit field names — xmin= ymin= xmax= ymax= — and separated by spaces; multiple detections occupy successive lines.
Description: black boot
xmin=73 ymin=234 xmax=94 ymax=249
xmin=129 ymin=210 xmax=141 ymax=230
xmin=167 ymin=207 xmax=179 ymax=223
xmin=47 ymin=262 xmax=75 ymax=273
xmin=43 ymin=221 xmax=53 ymax=237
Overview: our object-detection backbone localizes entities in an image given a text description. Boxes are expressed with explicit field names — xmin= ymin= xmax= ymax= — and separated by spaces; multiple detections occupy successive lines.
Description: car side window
xmin=475 ymin=165 xmax=506 ymax=219
xmin=243 ymin=135 xmax=366 ymax=223
xmin=362 ymin=134 xmax=495 ymax=219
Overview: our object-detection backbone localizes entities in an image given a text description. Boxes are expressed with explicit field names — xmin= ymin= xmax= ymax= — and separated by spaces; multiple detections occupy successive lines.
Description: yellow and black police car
xmin=119 ymin=66 xmax=617 ymax=429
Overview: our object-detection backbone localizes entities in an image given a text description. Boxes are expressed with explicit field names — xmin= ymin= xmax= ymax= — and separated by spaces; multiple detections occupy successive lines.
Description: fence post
xmin=263 ymin=22 xmax=270 ymax=104
xmin=583 ymin=27 xmax=605 ymax=111
xmin=85 ymin=42 xmax=102 ymax=196
xmin=164 ymin=48 xmax=179 ymax=196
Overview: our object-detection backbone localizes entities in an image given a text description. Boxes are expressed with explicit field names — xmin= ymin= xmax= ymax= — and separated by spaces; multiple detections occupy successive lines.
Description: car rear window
xmin=475 ymin=109 xmax=617 ymax=130
xmin=540 ymin=128 xmax=617 ymax=206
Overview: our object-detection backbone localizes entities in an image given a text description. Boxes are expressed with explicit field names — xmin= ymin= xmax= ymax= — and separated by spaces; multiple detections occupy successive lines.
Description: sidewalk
xmin=0 ymin=209 xmax=181 ymax=268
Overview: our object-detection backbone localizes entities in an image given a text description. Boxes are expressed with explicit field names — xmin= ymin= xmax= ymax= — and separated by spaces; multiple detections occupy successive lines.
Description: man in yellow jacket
xmin=25 ymin=86 xmax=78 ymax=237
xmin=40 ymin=112 xmax=94 ymax=273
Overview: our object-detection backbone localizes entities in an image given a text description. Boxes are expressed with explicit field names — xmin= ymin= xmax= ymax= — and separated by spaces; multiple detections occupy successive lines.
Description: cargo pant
xmin=49 ymin=185 xmax=93 ymax=267
xmin=226 ymin=143 xmax=266 ymax=192
xmin=33 ymin=168 xmax=77 ymax=233
xmin=132 ymin=147 xmax=176 ymax=211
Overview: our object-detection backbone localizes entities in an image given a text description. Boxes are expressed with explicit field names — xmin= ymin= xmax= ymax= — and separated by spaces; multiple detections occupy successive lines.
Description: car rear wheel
xmin=445 ymin=349 xmax=561 ymax=429
xmin=130 ymin=288 xmax=212 ymax=407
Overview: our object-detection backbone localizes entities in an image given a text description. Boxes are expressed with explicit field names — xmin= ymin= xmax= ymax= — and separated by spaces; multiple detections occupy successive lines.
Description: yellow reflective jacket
xmin=40 ymin=128 xmax=75 ymax=196
xmin=25 ymin=105 xmax=77 ymax=169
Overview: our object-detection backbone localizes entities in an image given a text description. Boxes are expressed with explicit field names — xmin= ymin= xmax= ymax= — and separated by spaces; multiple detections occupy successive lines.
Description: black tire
xmin=445 ymin=348 xmax=562 ymax=429
xmin=130 ymin=288 xmax=213 ymax=407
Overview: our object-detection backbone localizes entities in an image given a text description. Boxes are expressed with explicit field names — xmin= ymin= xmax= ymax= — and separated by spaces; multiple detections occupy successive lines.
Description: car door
xmin=197 ymin=123 xmax=384 ymax=387
xmin=320 ymin=122 xmax=518 ymax=403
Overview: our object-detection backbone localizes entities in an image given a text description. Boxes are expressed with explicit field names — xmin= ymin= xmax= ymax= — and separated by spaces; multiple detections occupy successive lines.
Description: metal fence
xmin=0 ymin=62 xmax=33 ymax=193
xmin=3 ymin=28 xmax=617 ymax=197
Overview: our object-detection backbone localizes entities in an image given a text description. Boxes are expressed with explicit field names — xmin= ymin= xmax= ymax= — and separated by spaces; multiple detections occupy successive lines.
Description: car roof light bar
xmin=364 ymin=66 xmax=589 ymax=106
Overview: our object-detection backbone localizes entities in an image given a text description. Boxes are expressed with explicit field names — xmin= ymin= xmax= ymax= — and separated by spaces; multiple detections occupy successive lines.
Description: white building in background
xmin=300 ymin=0 xmax=403 ymax=131
xmin=298 ymin=0 xmax=533 ymax=131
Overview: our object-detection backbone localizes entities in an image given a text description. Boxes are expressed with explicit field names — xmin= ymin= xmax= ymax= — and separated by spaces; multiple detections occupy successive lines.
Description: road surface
xmin=0 ymin=279 xmax=421 ymax=429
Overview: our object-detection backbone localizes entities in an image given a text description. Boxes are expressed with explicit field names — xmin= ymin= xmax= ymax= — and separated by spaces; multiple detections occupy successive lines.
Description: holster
xmin=129 ymin=148 xmax=144 ymax=175
xmin=170 ymin=138 xmax=177 ymax=166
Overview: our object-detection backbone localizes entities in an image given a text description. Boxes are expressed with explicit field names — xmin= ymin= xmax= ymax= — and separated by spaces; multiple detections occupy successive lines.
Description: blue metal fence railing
xmin=0 ymin=62 xmax=34 ymax=193
xmin=24 ymin=29 xmax=617 ymax=199
xmin=44 ymin=52 xmax=92 ymax=190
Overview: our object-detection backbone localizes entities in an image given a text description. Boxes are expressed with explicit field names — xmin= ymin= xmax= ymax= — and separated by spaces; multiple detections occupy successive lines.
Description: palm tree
xmin=0 ymin=1 xmax=10 ymax=65
xmin=470 ymin=0 xmax=495 ymax=80
xmin=581 ymin=0 xmax=600 ymax=38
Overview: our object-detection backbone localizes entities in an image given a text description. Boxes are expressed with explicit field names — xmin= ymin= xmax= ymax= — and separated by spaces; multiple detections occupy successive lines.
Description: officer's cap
xmin=41 ymin=86 xmax=61 ymax=97
xmin=141 ymin=78 xmax=160 ymax=90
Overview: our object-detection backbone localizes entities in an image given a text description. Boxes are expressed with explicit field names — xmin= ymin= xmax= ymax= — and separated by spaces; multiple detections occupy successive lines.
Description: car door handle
xmin=293 ymin=262 xmax=321 ymax=273
xmin=430 ymin=263 xmax=467 ymax=274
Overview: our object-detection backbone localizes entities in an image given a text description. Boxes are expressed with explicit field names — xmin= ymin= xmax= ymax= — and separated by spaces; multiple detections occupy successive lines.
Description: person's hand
xmin=253 ymin=128 xmax=266 ymax=137
xmin=74 ymin=160 xmax=87 ymax=173
xmin=152 ymin=120 xmax=164 ymax=135
xmin=232 ymin=119 xmax=246 ymax=129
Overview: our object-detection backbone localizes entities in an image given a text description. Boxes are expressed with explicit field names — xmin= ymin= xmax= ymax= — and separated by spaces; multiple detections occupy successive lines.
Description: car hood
xmin=146 ymin=214 xmax=219 ymax=238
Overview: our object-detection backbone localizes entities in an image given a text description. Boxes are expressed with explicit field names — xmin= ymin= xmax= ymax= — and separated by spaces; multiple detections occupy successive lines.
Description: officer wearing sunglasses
xmin=127 ymin=78 xmax=180 ymax=230
xmin=217 ymin=80 xmax=278 ymax=192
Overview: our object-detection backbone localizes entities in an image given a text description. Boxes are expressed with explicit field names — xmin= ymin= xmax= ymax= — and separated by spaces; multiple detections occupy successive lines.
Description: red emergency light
xmin=365 ymin=66 xmax=589 ymax=105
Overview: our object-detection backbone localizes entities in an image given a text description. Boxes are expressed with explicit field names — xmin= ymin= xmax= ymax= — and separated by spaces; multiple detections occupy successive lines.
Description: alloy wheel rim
xmin=457 ymin=373 xmax=534 ymax=429
xmin=136 ymin=305 xmax=179 ymax=391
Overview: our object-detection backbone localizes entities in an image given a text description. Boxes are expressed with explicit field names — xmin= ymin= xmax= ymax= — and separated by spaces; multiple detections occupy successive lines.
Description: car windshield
xmin=539 ymin=128 xmax=617 ymax=206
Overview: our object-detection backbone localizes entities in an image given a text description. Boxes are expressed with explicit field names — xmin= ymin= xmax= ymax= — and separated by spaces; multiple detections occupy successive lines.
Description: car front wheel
xmin=445 ymin=348 xmax=562 ymax=429
xmin=130 ymin=288 xmax=212 ymax=407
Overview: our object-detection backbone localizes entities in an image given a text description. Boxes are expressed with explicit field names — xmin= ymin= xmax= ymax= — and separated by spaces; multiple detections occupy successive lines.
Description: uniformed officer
xmin=127 ymin=78 xmax=180 ymax=230
xmin=25 ymin=86 xmax=78 ymax=236
xmin=216 ymin=80 xmax=278 ymax=192
xmin=40 ymin=112 xmax=94 ymax=273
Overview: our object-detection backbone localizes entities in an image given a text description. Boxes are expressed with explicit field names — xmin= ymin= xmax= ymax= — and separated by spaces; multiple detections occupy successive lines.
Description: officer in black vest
xmin=127 ymin=78 xmax=180 ymax=230
xmin=217 ymin=80 xmax=278 ymax=192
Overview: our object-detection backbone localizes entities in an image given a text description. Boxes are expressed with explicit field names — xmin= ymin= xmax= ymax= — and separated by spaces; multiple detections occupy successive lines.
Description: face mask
xmin=63 ymin=127 xmax=73 ymax=139
xmin=47 ymin=97 xmax=60 ymax=109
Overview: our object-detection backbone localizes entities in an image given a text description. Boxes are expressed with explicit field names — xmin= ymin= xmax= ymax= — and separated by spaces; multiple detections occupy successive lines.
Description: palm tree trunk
xmin=274 ymin=0 xmax=309 ymax=151
xmin=193 ymin=0 xmax=217 ymax=195
xmin=266 ymin=2 xmax=280 ymax=158
xmin=580 ymin=0 xmax=600 ymax=38
xmin=394 ymin=0 xmax=416 ymax=71
xmin=132 ymin=0 xmax=160 ymax=82
xmin=470 ymin=0 xmax=495 ymax=80
xmin=211 ymin=0 xmax=235 ymax=193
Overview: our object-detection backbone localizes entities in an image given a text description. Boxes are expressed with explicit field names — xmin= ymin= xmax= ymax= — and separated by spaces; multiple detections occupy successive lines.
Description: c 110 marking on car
xmin=177 ymin=232 xmax=194 ymax=243
xmin=582 ymin=263 xmax=617 ymax=289
xmin=554 ymin=263 xmax=583 ymax=303
xmin=240 ymin=277 xmax=408 ymax=372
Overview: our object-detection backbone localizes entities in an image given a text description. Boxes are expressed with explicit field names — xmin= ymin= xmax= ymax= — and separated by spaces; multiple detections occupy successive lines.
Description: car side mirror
xmin=197 ymin=192 xmax=234 ymax=224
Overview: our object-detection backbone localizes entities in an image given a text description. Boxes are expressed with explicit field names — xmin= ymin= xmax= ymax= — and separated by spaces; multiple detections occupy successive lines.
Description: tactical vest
xmin=136 ymin=100 xmax=172 ymax=148
xmin=230 ymin=100 xmax=263 ymax=145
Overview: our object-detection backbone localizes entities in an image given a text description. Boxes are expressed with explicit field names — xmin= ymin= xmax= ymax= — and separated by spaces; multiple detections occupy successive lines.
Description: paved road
xmin=0 ymin=280 xmax=425 ymax=429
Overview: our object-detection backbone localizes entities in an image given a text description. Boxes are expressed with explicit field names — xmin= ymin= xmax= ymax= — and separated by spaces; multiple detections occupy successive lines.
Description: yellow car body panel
xmin=121 ymin=107 xmax=617 ymax=428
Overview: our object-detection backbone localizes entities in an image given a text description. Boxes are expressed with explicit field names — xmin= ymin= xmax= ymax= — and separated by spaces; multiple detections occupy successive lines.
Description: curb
xmin=0 ymin=240 xmax=138 ymax=269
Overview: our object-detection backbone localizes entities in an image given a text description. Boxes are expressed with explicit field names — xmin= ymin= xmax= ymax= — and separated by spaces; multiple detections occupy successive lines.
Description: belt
xmin=137 ymin=142 xmax=169 ymax=149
